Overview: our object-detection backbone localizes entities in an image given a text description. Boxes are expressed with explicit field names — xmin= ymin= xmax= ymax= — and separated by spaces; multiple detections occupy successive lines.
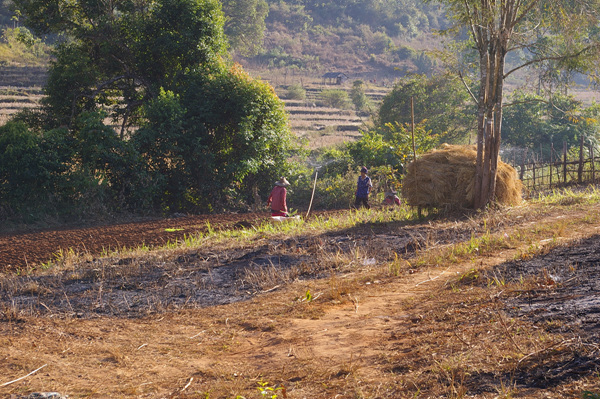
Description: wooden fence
xmin=508 ymin=138 xmax=600 ymax=193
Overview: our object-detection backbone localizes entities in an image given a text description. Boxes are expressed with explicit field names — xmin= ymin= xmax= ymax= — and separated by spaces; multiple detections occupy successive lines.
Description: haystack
xmin=402 ymin=144 xmax=522 ymax=208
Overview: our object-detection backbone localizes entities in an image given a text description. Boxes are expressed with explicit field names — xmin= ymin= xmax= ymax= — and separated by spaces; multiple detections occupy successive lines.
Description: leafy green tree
xmin=501 ymin=92 xmax=547 ymax=149
xmin=14 ymin=0 xmax=227 ymax=131
xmin=377 ymin=73 xmax=474 ymax=142
xmin=440 ymin=0 xmax=600 ymax=208
xmin=10 ymin=0 xmax=296 ymax=216
xmin=350 ymin=80 xmax=371 ymax=113
xmin=503 ymin=91 xmax=600 ymax=155
xmin=132 ymin=64 xmax=295 ymax=212
xmin=222 ymin=0 xmax=268 ymax=57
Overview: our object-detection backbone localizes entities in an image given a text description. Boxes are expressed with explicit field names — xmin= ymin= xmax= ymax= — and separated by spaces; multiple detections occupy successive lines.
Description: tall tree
xmin=441 ymin=0 xmax=600 ymax=208
xmin=222 ymin=0 xmax=268 ymax=57
xmin=13 ymin=0 xmax=227 ymax=132
xmin=377 ymin=73 xmax=475 ymax=143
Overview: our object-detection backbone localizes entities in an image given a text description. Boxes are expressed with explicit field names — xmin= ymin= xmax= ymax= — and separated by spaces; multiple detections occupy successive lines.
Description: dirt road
xmin=1 ymin=203 xmax=600 ymax=398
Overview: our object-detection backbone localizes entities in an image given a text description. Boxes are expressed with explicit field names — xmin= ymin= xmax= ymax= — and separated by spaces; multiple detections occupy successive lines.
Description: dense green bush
xmin=132 ymin=63 xmax=296 ymax=213
xmin=286 ymin=83 xmax=307 ymax=100
xmin=319 ymin=89 xmax=351 ymax=109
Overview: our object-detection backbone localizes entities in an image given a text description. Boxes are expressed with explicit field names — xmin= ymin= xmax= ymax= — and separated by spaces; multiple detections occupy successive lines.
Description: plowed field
xmin=0 ymin=213 xmax=278 ymax=272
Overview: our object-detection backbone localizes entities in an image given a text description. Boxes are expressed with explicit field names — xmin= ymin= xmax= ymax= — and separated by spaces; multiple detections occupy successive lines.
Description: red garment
xmin=267 ymin=185 xmax=287 ymax=213
xmin=384 ymin=195 xmax=401 ymax=206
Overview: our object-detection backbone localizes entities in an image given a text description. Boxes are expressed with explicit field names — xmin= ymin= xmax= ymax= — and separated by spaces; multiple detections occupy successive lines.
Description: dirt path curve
xmin=2 ymin=204 xmax=600 ymax=398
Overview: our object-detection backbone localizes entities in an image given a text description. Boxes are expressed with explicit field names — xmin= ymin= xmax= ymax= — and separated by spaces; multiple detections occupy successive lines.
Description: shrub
xmin=319 ymin=89 xmax=350 ymax=109
xmin=133 ymin=63 xmax=296 ymax=213
xmin=286 ymin=83 xmax=306 ymax=100
xmin=350 ymin=80 xmax=371 ymax=113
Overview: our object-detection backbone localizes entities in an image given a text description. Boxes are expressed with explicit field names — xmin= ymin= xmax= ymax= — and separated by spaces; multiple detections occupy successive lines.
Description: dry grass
xmin=2 ymin=195 xmax=600 ymax=398
xmin=403 ymin=144 xmax=523 ymax=209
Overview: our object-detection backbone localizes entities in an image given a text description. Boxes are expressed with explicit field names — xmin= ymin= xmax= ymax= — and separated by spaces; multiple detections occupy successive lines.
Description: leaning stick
xmin=1 ymin=364 xmax=47 ymax=387
xmin=181 ymin=377 xmax=193 ymax=391
xmin=305 ymin=169 xmax=319 ymax=219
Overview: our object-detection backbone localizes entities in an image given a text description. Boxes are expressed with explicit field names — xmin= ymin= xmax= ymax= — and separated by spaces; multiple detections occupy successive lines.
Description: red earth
xmin=0 ymin=212 xmax=275 ymax=273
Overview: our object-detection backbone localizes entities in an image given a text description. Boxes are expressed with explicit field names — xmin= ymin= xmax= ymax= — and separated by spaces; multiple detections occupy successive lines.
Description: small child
xmin=354 ymin=166 xmax=373 ymax=209
xmin=383 ymin=189 xmax=401 ymax=206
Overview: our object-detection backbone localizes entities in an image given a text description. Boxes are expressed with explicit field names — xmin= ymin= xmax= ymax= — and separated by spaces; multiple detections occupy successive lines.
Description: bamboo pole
xmin=550 ymin=143 xmax=554 ymax=188
xmin=305 ymin=169 xmax=318 ymax=219
xmin=411 ymin=97 xmax=421 ymax=218
xmin=579 ymin=135 xmax=584 ymax=183
xmin=592 ymin=144 xmax=596 ymax=183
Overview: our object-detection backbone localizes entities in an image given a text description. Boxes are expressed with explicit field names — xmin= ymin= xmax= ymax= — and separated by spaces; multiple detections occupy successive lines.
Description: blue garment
xmin=356 ymin=175 xmax=372 ymax=198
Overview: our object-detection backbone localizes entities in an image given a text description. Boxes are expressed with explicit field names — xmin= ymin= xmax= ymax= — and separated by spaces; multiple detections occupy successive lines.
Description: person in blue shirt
xmin=354 ymin=166 xmax=373 ymax=209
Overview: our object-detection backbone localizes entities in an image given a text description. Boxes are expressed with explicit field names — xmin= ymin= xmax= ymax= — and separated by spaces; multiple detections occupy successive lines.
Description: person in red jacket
xmin=267 ymin=177 xmax=290 ymax=216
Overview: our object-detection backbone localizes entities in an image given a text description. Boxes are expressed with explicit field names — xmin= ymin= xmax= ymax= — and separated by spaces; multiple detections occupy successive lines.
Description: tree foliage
xmin=377 ymin=73 xmax=475 ymax=142
xmin=222 ymin=0 xmax=268 ymax=56
xmin=502 ymin=91 xmax=600 ymax=154
xmin=133 ymin=63 xmax=295 ymax=211
xmin=14 ymin=0 xmax=228 ymax=130
xmin=2 ymin=0 xmax=296 ymax=220
xmin=439 ymin=0 xmax=600 ymax=208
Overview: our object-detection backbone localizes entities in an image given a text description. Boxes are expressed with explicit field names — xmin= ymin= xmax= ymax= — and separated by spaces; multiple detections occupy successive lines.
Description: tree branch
xmin=458 ymin=69 xmax=478 ymax=105
xmin=503 ymin=44 xmax=599 ymax=79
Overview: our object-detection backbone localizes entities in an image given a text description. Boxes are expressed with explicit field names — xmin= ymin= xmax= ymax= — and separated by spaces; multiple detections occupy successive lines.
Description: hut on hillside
xmin=322 ymin=72 xmax=349 ymax=85
xmin=402 ymin=144 xmax=523 ymax=209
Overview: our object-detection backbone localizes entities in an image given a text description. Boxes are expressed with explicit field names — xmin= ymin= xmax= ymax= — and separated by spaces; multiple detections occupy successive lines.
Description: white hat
xmin=274 ymin=177 xmax=290 ymax=187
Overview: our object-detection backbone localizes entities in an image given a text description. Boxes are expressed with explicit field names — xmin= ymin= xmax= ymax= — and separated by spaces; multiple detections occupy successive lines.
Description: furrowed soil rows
xmin=0 ymin=213 xmax=270 ymax=272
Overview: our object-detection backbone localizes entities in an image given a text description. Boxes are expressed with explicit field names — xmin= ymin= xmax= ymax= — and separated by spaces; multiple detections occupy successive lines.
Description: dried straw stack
xmin=402 ymin=144 xmax=522 ymax=209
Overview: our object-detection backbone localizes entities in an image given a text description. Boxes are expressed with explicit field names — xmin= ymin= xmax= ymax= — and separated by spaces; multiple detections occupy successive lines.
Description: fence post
xmin=532 ymin=158 xmax=536 ymax=190
xmin=550 ymin=143 xmax=554 ymax=188
xmin=520 ymin=148 xmax=527 ymax=180
xmin=578 ymin=135 xmax=584 ymax=183
xmin=592 ymin=144 xmax=596 ymax=183
xmin=563 ymin=141 xmax=567 ymax=185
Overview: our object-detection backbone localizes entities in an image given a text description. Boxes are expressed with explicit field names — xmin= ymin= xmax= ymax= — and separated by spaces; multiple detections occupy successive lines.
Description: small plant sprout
xmin=304 ymin=289 xmax=312 ymax=302
xmin=256 ymin=379 xmax=284 ymax=398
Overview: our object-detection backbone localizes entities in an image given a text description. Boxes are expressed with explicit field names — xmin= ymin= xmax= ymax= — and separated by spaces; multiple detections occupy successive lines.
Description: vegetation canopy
xmin=439 ymin=0 xmax=600 ymax=208
xmin=0 ymin=0 xmax=296 ymax=220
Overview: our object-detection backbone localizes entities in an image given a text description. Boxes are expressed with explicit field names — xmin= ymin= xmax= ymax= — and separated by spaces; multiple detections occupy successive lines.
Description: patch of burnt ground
xmin=0 ymin=221 xmax=482 ymax=320
xmin=468 ymin=234 xmax=600 ymax=394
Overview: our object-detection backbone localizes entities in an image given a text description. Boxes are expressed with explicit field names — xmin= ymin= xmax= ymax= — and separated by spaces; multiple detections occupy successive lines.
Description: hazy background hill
xmin=1 ymin=0 xmax=447 ymax=76
xmin=0 ymin=0 xmax=448 ymax=145
xmin=235 ymin=0 xmax=446 ymax=80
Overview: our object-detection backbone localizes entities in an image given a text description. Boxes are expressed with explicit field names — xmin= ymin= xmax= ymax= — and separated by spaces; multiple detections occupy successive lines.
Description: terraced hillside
xmin=0 ymin=66 xmax=391 ymax=147
xmin=275 ymin=83 xmax=390 ymax=148
xmin=0 ymin=66 xmax=46 ymax=124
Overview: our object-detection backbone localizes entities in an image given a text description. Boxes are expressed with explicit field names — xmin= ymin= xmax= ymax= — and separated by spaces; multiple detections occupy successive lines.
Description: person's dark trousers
xmin=354 ymin=196 xmax=370 ymax=209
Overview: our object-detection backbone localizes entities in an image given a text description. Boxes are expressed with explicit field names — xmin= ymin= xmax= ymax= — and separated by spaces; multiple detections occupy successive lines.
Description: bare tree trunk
xmin=473 ymin=10 xmax=509 ymax=209
xmin=474 ymin=49 xmax=489 ymax=209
